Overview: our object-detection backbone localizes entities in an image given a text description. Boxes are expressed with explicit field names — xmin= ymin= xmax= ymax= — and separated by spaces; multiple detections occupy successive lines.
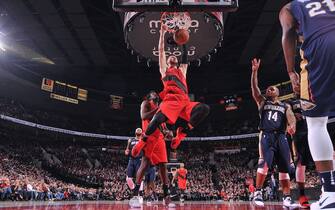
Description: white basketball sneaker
xmin=283 ymin=196 xmax=300 ymax=209
xmin=129 ymin=196 xmax=143 ymax=208
xmin=253 ymin=190 xmax=264 ymax=207
xmin=311 ymin=192 xmax=335 ymax=210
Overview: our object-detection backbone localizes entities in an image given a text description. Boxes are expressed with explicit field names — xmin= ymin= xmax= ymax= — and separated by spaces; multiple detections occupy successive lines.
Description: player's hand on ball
xmin=289 ymin=71 xmax=300 ymax=94
xmin=251 ymin=58 xmax=261 ymax=72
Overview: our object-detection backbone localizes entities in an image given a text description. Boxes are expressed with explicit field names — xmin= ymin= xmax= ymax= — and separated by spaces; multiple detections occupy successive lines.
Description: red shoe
xmin=299 ymin=195 xmax=310 ymax=209
xmin=131 ymin=140 xmax=146 ymax=157
xmin=171 ymin=127 xmax=187 ymax=149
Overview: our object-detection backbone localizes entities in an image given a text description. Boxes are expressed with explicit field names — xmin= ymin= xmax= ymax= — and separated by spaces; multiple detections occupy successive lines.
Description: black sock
xmin=133 ymin=184 xmax=140 ymax=196
xmin=299 ymin=188 xmax=305 ymax=196
xmin=319 ymin=171 xmax=335 ymax=192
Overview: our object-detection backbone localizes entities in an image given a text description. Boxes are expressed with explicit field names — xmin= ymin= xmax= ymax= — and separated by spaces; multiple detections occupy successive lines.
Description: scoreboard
xmin=41 ymin=78 xmax=87 ymax=104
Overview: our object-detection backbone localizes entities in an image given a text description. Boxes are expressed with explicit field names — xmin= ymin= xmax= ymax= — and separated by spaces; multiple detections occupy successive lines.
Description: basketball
xmin=173 ymin=29 xmax=190 ymax=45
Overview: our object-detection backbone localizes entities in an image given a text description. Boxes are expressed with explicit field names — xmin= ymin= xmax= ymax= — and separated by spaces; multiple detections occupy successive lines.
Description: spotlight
xmin=0 ymin=32 xmax=6 ymax=51
xmin=204 ymin=14 xmax=210 ymax=23
xmin=139 ymin=15 xmax=145 ymax=23
xmin=126 ymin=42 xmax=131 ymax=50
xmin=196 ymin=59 xmax=201 ymax=67
xmin=146 ymin=59 xmax=152 ymax=68
xmin=206 ymin=54 xmax=211 ymax=62
xmin=136 ymin=55 xmax=142 ymax=63
xmin=127 ymin=24 xmax=133 ymax=32
xmin=215 ymin=23 xmax=221 ymax=31
xmin=0 ymin=42 xmax=6 ymax=52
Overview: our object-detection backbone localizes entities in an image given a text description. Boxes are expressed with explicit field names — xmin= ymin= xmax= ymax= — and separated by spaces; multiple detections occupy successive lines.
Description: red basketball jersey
xmin=177 ymin=168 xmax=187 ymax=189
xmin=161 ymin=67 xmax=188 ymax=95
xmin=177 ymin=168 xmax=187 ymax=182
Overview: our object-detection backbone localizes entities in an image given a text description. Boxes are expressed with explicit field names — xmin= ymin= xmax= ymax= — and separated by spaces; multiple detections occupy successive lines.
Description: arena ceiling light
xmin=0 ymin=42 xmax=6 ymax=52
xmin=0 ymin=31 xmax=6 ymax=52
xmin=0 ymin=31 xmax=54 ymax=64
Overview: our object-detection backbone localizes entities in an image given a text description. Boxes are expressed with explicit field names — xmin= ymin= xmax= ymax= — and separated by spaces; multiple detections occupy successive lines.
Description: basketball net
xmin=161 ymin=12 xmax=192 ymax=33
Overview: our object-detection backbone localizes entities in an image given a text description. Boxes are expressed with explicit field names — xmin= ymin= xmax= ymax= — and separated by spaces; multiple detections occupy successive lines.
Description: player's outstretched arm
xmin=159 ymin=24 xmax=167 ymax=77
xmin=250 ymin=58 xmax=265 ymax=108
xmin=286 ymin=104 xmax=296 ymax=135
xmin=280 ymin=3 xmax=300 ymax=94
xmin=140 ymin=100 xmax=158 ymax=120
xmin=179 ymin=44 xmax=188 ymax=78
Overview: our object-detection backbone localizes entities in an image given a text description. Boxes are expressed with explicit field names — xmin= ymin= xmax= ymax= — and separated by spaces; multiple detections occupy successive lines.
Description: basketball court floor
xmin=0 ymin=200 xmax=296 ymax=210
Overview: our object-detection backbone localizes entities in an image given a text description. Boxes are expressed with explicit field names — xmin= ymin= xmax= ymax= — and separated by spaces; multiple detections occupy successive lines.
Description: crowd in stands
xmin=0 ymin=96 xmax=329 ymax=203
xmin=0 ymin=147 xmax=99 ymax=201
xmin=0 ymin=130 xmax=322 ymax=202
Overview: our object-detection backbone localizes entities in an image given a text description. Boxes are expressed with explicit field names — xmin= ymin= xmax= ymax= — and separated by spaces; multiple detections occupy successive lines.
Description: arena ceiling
xmin=0 ymin=0 xmax=291 ymax=99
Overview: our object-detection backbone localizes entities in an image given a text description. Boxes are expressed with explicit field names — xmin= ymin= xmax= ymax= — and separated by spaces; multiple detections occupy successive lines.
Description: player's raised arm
xmin=179 ymin=44 xmax=188 ymax=78
xmin=280 ymin=3 xmax=300 ymax=94
xmin=286 ymin=103 xmax=296 ymax=136
xmin=140 ymin=100 xmax=158 ymax=120
xmin=250 ymin=58 xmax=265 ymax=108
xmin=159 ymin=24 xmax=167 ymax=77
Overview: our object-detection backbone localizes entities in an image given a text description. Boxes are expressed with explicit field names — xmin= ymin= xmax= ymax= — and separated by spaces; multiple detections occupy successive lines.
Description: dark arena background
xmin=0 ymin=0 xmax=334 ymax=210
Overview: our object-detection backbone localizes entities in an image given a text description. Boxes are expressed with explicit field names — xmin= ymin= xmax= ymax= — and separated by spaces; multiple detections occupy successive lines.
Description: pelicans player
xmin=280 ymin=1 xmax=335 ymax=209
xmin=251 ymin=58 xmax=299 ymax=209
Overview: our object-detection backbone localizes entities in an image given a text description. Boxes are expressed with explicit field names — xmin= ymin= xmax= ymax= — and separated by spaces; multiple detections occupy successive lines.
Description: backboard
xmin=113 ymin=0 xmax=239 ymax=12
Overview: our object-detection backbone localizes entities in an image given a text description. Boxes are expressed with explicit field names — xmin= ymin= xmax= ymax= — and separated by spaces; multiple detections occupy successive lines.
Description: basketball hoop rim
xmin=160 ymin=12 xmax=191 ymax=33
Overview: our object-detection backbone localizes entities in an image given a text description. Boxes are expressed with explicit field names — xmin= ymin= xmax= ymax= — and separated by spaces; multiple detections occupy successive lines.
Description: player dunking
xmin=280 ymin=1 xmax=335 ymax=209
xmin=140 ymin=23 xmax=210 ymax=146
xmin=130 ymin=91 xmax=175 ymax=208
xmin=250 ymin=58 xmax=299 ymax=209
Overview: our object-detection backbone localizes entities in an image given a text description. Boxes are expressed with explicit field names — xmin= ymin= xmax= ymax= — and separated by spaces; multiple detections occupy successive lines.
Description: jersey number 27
xmin=306 ymin=0 xmax=335 ymax=17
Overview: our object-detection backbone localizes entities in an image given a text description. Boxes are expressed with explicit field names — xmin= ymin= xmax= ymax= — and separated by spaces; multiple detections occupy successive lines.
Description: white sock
xmin=307 ymin=117 xmax=334 ymax=163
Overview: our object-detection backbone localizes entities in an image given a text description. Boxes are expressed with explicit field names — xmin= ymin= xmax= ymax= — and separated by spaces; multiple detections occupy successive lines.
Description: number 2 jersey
xmin=259 ymin=100 xmax=288 ymax=133
xmin=290 ymin=0 xmax=335 ymax=117
xmin=291 ymin=0 xmax=335 ymax=49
